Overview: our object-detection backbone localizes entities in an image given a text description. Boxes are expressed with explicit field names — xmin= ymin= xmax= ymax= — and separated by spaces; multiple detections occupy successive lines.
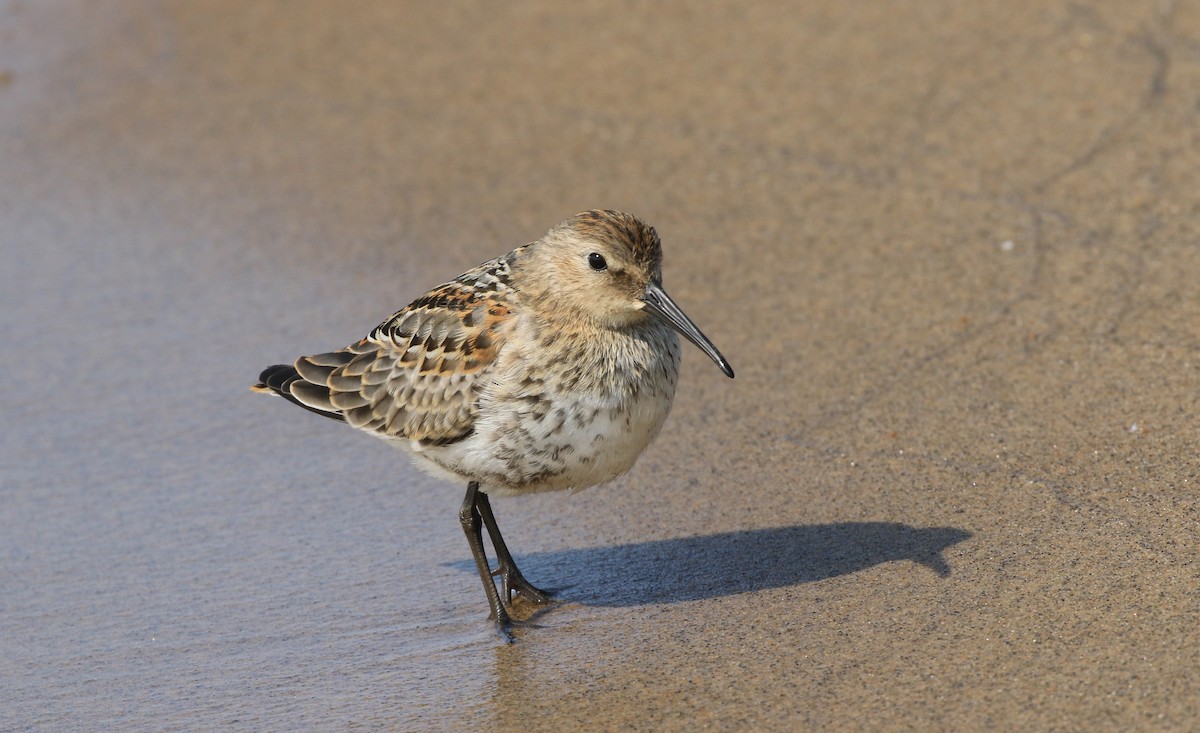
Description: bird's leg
xmin=459 ymin=481 xmax=515 ymax=642
xmin=475 ymin=489 xmax=553 ymax=605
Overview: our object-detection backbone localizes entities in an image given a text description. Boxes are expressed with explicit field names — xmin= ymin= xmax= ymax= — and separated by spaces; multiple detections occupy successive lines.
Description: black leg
xmin=458 ymin=481 xmax=515 ymax=642
xmin=475 ymin=490 xmax=553 ymax=605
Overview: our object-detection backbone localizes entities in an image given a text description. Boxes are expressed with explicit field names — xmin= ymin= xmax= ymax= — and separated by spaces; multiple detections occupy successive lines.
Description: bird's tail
xmin=252 ymin=362 xmax=347 ymax=422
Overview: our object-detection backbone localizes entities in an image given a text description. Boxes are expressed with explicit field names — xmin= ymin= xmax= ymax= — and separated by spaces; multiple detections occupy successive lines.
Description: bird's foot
xmin=509 ymin=575 xmax=555 ymax=606
xmin=495 ymin=616 xmax=517 ymax=644
xmin=493 ymin=564 xmax=555 ymax=606
xmin=491 ymin=607 xmax=551 ymax=644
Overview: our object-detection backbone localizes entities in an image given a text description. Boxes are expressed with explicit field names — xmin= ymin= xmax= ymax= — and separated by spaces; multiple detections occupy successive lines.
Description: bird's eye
xmin=587 ymin=252 xmax=608 ymax=271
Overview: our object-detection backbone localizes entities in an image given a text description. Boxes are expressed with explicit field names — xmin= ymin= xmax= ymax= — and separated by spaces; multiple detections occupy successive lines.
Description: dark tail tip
xmin=252 ymin=363 xmax=346 ymax=422
xmin=255 ymin=364 xmax=300 ymax=395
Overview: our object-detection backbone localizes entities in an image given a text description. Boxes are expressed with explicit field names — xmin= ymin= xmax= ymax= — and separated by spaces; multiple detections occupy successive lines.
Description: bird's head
xmin=524 ymin=210 xmax=734 ymax=378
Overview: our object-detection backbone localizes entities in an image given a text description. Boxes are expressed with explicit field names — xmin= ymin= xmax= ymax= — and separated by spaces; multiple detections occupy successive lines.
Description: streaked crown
xmin=556 ymin=210 xmax=663 ymax=278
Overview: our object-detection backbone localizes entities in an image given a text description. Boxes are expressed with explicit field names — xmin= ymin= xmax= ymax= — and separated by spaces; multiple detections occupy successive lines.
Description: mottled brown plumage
xmin=279 ymin=251 xmax=522 ymax=445
xmin=253 ymin=210 xmax=733 ymax=641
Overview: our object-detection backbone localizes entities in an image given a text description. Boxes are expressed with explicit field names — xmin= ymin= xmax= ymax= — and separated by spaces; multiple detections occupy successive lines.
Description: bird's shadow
xmin=448 ymin=522 xmax=972 ymax=607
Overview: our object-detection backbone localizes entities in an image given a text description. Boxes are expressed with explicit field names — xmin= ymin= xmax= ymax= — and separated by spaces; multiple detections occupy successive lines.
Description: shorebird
xmin=254 ymin=210 xmax=734 ymax=641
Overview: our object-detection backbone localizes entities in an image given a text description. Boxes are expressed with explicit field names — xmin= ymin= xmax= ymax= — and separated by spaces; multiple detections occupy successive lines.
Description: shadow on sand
xmin=450 ymin=522 xmax=972 ymax=607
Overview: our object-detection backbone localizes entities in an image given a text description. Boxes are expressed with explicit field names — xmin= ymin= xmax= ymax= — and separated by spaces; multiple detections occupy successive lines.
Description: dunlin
xmin=254 ymin=210 xmax=733 ymax=641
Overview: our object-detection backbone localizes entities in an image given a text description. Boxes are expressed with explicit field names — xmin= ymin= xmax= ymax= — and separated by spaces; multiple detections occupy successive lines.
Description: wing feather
xmin=255 ymin=252 xmax=522 ymax=445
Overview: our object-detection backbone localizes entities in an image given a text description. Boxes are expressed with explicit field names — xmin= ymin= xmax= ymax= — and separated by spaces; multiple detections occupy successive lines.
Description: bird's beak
xmin=642 ymin=280 xmax=735 ymax=378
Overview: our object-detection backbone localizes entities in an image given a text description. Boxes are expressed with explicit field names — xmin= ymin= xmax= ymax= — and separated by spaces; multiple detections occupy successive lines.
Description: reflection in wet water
xmin=482 ymin=522 xmax=971 ymax=728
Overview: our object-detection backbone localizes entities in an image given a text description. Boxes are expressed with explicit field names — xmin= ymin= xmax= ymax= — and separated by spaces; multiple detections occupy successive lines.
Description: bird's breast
xmin=422 ymin=321 xmax=682 ymax=495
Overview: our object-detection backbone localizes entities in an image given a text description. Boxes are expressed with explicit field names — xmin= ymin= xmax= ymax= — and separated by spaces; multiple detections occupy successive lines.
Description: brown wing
xmin=255 ymin=252 xmax=521 ymax=445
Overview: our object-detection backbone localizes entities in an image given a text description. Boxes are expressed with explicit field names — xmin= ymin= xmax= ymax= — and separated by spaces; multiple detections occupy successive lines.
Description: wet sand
xmin=3 ymin=1 xmax=1199 ymax=730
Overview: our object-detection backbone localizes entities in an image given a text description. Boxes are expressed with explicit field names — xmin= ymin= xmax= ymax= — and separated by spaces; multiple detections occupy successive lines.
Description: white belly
xmin=409 ymin=321 xmax=682 ymax=495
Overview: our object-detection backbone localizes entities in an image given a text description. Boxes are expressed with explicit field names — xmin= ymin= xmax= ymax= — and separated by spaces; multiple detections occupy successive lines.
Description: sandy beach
xmin=3 ymin=1 xmax=1198 ymax=730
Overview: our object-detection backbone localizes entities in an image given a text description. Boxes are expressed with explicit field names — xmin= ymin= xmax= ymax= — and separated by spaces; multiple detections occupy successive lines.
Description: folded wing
xmin=254 ymin=255 xmax=519 ymax=445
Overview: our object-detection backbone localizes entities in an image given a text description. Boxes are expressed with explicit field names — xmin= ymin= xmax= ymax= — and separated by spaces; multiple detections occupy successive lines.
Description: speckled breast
xmin=422 ymin=319 xmax=683 ymax=495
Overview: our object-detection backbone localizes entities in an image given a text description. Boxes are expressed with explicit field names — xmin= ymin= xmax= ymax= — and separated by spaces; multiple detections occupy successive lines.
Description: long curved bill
xmin=642 ymin=280 xmax=735 ymax=378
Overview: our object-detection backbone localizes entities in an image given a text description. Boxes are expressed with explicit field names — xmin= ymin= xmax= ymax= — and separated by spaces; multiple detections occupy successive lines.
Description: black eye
xmin=587 ymin=252 xmax=608 ymax=271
